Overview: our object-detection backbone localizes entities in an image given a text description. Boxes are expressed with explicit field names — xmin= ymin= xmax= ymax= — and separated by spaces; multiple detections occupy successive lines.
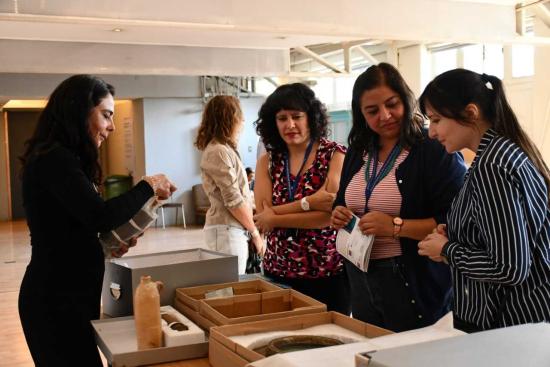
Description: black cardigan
xmin=334 ymin=133 xmax=466 ymax=325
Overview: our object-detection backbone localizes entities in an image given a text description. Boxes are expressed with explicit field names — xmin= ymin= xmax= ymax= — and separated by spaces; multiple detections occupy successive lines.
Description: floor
xmin=0 ymin=220 xmax=205 ymax=367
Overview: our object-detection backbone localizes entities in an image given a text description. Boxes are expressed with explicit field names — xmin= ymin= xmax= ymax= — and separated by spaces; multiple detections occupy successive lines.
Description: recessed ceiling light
xmin=111 ymin=28 xmax=123 ymax=32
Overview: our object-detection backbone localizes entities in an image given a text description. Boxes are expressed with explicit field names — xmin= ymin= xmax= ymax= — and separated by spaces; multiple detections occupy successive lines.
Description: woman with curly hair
xmin=253 ymin=83 xmax=350 ymax=313
xmin=196 ymin=95 xmax=264 ymax=275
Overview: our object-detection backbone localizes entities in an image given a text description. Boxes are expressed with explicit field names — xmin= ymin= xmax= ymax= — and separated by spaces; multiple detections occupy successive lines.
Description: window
xmin=462 ymin=44 xmax=484 ymax=74
xmin=431 ymin=44 xmax=504 ymax=80
xmin=432 ymin=49 xmax=457 ymax=77
xmin=512 ymin=44 xmax=534 ymax=78
xmin=483 ymin=44 xmax=504 ymax=80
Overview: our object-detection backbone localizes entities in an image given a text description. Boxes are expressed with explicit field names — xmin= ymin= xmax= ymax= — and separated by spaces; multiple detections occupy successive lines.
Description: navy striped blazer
xmin=443 ymin=129 xmax=550 ymax=329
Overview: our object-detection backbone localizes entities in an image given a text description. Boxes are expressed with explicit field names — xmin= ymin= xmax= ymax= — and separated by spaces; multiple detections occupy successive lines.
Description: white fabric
xmin=247 ymin=312 xmax=464 ymax=367
xmin=204 ymin=225 xmax=248 ymax=274
xmin=100 ymin=197 xmax=159 ymax=257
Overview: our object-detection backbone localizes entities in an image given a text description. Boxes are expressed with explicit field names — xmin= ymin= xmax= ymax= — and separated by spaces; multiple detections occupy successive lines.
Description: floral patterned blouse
xmin=263 ymin=138 xmax=346 ymax=279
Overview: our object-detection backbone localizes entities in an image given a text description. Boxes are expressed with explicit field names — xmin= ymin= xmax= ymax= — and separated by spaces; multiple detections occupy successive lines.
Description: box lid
xmin=92 ymin=316 xmax=208 ymax=367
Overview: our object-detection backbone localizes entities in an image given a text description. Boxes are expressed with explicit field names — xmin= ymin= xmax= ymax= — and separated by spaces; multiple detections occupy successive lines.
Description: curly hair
xmin=349 ymin=63 xmax=423 ymax=153
xmin=21 ymin=74 xmax=115 ymax=186
xmin=255 ymin=83 xmax=329 ymax=154
xmin=195 ymin=95 xmax=243 ymax=151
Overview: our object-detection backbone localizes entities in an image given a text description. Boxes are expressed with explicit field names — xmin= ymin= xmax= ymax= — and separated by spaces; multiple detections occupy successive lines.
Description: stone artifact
xmin=134 ymin=275 xmax=163 ymax=349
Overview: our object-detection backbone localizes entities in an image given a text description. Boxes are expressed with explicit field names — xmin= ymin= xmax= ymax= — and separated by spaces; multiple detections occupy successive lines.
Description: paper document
xmin=335 ymin=215 xmax=374 ymax=272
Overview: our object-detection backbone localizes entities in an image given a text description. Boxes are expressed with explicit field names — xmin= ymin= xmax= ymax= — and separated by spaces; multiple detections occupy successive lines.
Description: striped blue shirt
xmin=443 ymin=129 xmax=550 ymax=329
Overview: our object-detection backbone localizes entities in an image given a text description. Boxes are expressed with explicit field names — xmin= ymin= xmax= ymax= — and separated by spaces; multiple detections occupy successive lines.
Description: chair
xmin=155 ymin=201 xmax=187 ymax=229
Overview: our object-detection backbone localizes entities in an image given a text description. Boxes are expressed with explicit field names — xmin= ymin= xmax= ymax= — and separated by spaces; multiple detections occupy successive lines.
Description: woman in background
xmin=18 ymin=74 xmax=176 ymax=366
xmin=196 ymin=95 xmax=263 ymax=274
xmin=331 ymin=63 xmax=465 ymax=331
xmin=419 ymin=69 xmax=550 ymax=332
xmin=254 ymin=83 xmax=350 ymax=314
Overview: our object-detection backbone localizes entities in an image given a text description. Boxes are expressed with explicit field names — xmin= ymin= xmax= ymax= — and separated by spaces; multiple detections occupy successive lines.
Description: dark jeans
xmin=264 ymin=270 xmax=351 ymax=315
xmin=345 ymin=257 xmax=425 ymax=332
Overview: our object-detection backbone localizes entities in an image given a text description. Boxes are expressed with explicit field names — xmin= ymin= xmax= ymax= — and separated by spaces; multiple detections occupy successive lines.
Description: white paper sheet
xmin=335 ymin=214 xmax=374 ymax=271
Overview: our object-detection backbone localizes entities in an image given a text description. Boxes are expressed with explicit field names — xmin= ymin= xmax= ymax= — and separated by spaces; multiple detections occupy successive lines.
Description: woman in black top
xmin=18 ymin=75 xmax=176 ymax=366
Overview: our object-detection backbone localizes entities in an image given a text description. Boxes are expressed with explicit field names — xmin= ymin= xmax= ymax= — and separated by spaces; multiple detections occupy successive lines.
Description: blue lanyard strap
xmin=284 ymin=139 xmax=315 ymax=202
xmin=364 ymin=143 xmax=401 ymax=211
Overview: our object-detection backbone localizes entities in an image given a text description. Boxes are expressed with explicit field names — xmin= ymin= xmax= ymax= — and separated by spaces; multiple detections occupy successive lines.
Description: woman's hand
xmin=307 ymin=180 xmax=336 ymax=212
xmin=432 ymin=223 xmax=447 ymax=236
xmin=143 ymin=174 xmax=177 ymax=200
xmin=331 ymin=206 xmax=354 ymax=230
xmin=358 ymin=211 xmax=393 ymax=237
xmin=251 ymin=231 xmax=266 ymax=256
xmin=418 ymin=233 xmax=448 ymax=262
xmin=111 ymin=236 xmax=138 ymax=258
xmin=253 ymin=202 xmax=276 ymax=233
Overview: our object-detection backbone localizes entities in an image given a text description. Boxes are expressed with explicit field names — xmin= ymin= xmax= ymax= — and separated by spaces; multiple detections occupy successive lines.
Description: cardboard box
xmin=200 ymin=289 xmax=326 ymax=326
xmin=92 ymin=316 xmax=208 ymax=367
xmin=175 ymin=278 xmax=283 ymax=312
xmin=174 ymin=298 xmax=218 ymax=331
xmin=102 ymin=248 xmax=238 ymax=317
xmin=208 ymin=311 xmax=392 ymax=367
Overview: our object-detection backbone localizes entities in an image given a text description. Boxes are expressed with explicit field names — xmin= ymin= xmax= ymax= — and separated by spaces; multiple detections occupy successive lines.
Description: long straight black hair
xmin=20 ymin=75 xmax=115 ymax=186
xmin=419 ymin=68 xmax=550 ymax=196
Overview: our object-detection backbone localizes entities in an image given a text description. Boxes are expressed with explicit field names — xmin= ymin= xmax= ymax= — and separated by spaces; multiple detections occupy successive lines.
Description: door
xmin=7 ymin=111 xmax=40 ymax=220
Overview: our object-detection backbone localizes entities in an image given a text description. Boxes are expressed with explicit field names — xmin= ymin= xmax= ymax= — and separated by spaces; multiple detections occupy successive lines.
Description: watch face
xmin=393 ymin=217 xmax=403 ymax=226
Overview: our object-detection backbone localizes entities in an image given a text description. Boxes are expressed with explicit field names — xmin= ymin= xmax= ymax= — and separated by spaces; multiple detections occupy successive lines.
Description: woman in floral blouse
xmin=253 ymin=83 xmax=350 ymax=314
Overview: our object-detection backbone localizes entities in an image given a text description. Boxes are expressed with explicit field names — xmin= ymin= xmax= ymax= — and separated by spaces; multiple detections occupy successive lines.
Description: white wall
xmin=397 ymin=44 xmax=431 ymax=98
xmin=142 ymin=97 xmax=203 ymax=226
xmin=238 ymin=97 xmax=265 ymax=170
xmin=0 ymin=74 xmax=202 ymax=100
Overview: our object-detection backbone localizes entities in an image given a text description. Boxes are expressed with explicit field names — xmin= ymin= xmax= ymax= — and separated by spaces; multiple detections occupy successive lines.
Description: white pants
xmin=203 ymin=225 xmax=248 ymax=275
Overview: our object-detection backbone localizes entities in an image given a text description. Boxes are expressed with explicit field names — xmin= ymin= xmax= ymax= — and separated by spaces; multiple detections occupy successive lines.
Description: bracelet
xmin=250 ymin=228 xmax=260 ymax=238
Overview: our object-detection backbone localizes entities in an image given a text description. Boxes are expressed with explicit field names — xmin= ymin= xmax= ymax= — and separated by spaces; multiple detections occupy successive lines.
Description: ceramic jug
xmin=134 ymin=275 xmax=163 ymax=349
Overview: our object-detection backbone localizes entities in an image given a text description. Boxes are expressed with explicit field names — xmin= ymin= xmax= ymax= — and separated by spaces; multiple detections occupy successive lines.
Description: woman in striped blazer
xmin=419 ymin=69 xmax=550 ymax=332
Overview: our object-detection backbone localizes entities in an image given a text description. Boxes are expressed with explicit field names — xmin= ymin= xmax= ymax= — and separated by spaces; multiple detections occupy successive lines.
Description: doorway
xmin=7 ymin=111 xmax=40 ymax=220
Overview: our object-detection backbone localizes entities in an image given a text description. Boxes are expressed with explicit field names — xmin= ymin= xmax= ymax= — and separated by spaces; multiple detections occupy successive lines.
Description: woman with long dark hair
xmin=18 ymin=75 xmax=176 ymax=366
xmin=419 ymin=69 xmax=550 ymax=332
xmin=331 ymin=63 xmax=466 ymax=331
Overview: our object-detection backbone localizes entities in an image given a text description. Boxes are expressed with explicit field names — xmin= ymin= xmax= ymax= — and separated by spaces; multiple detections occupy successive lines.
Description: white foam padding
xmin=160 ymin=305 xmax=206 ymax=347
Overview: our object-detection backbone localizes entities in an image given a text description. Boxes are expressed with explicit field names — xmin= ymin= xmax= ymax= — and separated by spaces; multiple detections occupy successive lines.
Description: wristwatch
xmin=300 ymin=197 xmax=311 ymax=211
xmin=393 ymin=217 xmax=403 ymax=239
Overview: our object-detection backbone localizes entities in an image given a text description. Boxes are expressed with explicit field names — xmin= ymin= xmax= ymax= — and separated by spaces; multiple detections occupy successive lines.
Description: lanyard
xmin=364 ymin=143 xmax=401 ymax=212
xmin=284 ymin=139 xmax=315 ymax=202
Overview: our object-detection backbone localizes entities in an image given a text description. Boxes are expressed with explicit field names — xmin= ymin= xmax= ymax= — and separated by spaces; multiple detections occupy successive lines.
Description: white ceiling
xmin=0 ymin=0 xmax=541 ymax=76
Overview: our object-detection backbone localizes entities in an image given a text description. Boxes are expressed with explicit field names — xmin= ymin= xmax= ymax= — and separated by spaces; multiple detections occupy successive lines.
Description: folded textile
xmin=100 ymin=197 xmax=160 ymax=257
